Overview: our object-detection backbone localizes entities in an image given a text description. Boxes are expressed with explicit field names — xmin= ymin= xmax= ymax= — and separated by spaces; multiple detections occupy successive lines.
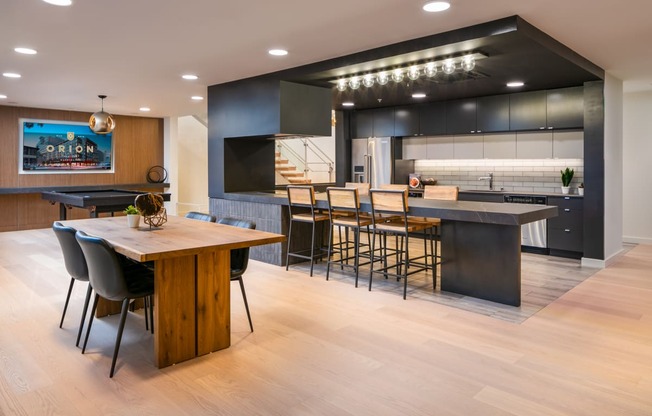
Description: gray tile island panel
xmin=212 ymin=192 xmax=558 ymax=306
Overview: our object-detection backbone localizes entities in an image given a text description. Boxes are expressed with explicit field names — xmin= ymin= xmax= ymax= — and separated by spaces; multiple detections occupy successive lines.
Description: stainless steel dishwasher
xmin=504 ymin=195 xmax=548 ymax=249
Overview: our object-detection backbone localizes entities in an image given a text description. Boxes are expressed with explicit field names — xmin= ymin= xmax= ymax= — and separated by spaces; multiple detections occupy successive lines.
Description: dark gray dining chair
xmin=75 ymin=230 xmax=155 ymax=378
xmin=185 ymin=211 xmax=217 ymax=222
xmin=52 ymin=222 xmax=92 ymax=347
xmin=217 ymin=217 xmax=256 ymax=332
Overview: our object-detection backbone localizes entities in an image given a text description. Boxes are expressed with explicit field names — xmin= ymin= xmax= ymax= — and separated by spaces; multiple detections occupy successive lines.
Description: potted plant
xmin=578 ymin=182 xmax=584 ymax=196
xmin=560 ymin=167 xmax=574 ymax=194
xmin=124 ymin=205 xmax=141 ymax=228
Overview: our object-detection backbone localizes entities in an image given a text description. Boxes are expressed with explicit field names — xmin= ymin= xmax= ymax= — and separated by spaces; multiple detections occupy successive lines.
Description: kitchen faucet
xmin=479 ymin=172 xmax=494 ymax=190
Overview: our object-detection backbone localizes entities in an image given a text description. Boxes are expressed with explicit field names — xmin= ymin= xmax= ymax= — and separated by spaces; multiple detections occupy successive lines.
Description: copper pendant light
xmin=89 ymin=94 xmax=115 ymax=134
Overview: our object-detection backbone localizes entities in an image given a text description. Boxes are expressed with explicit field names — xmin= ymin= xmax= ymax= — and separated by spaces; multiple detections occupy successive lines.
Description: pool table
xmin=42 ymin=189 xmax=171 ymax=220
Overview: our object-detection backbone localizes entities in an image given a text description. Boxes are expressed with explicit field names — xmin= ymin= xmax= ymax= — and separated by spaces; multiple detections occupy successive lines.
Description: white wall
xmin=603 ymin=74 xmax=624 ymax=263
xmin=623 ymin=90 xmax=652 ymax=244
xmin=176 ymin=116 xmax=209 ymax=215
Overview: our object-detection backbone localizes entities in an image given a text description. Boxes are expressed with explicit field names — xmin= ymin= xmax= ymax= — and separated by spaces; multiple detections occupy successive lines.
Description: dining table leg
xmin=154 ymin=255 xmax=197 ymax=368
xmin=196 ymin=249 xmax=231 ymax=355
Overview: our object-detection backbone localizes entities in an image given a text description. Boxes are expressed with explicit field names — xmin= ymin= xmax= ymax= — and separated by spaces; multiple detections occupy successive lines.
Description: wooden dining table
xmin=60 ymin=215 xmax=286 ymax=368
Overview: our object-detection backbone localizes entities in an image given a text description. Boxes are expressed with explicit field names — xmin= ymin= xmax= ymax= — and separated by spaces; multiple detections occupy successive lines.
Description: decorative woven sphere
xmin=135 ymin=193 xmax=164 ymax=217
xmin=89 ymin=111 xmax=115 ymax=134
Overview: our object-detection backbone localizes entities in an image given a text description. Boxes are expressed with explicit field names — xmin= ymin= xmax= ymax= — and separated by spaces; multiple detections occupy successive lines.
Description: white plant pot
xmin=561 ymin=186 xmax=570 ymax=195
xmin=127 ymin=214 xmax=141 ymax=228
xmin=578 ymin=188 xmax=584 ymax=196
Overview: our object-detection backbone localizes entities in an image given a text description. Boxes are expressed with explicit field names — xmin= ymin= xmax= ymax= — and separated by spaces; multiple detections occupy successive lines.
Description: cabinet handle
xmin=564 ymin=229 xmax=571 ymax=232
xmin=564 ymin=209 xmax=570 ymax=212
xmin=547 ymin=126 xmax=553 ymax=130
xmin=564 ymin=197 xmax=570 ymax=200
xmin=539 ymin=127 xmax=545 ymax=130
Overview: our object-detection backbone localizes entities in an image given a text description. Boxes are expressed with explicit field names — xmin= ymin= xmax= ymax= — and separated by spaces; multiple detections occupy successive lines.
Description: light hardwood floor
xmin=0 ymin=228 xmax=651 ymax=415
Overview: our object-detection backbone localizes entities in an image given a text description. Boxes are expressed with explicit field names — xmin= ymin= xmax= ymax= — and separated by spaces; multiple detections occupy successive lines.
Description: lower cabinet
xmin=458 ymin=192 xmax=504 ymax=203
xmin=547 ymin=196 xmax=583 ymax=257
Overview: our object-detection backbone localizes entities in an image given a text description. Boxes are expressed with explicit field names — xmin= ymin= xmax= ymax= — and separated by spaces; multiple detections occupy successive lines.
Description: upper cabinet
xmin=352 ymin=108 xmax=394 ymax=137
xmin=547 ymin=86 xmax=584 ymax=129
xmin=402 ymin=137 xmax=427 ymax=160
xmin=373 ymin=108 xmax=395 ymax=136
xmin=509 ymin=91 xmax=548 ymax=131
xmin=446 ymin=98 xmax=477 ymax=134
xmin=509 ymin=87 xmax=584 ymax=131
xmin=476 ymin=95 xmax=510 ymax=133
xmin=419 ymin=102 xmax=446 ymax=136
xmin=394 ymin=106 xmax=420 ymax=137
xmin=352 ymin=86 xmax=584 ymax=138
xmin=353 ymin=109 xmax=374 ymax=138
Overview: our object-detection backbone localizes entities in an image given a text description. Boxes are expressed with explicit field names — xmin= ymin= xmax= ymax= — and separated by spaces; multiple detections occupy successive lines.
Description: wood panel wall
xmin=0 ymin=105 xmax=164 ymax=231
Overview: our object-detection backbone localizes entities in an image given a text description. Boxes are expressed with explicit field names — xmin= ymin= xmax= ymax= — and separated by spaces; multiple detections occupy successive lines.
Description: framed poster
xmin=19 ymin=118 xmax=114 ymax=174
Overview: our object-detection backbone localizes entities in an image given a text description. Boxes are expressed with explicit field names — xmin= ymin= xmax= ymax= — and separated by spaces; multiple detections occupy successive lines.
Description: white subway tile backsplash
xmin=414 ymin=158 xmax=583 ymax=194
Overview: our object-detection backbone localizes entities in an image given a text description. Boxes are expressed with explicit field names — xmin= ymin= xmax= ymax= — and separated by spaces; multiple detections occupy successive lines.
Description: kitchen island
xmin=211 ymin=191 xmax=557 ymax=306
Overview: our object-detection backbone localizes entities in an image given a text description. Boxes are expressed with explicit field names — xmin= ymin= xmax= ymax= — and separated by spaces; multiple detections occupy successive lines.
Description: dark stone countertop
xmin=222 ymin=191 xmax=557 ymax=226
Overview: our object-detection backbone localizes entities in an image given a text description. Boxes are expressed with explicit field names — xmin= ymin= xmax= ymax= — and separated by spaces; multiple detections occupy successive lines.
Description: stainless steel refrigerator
xmin=351 ymin=137 xmax=413 ymax=187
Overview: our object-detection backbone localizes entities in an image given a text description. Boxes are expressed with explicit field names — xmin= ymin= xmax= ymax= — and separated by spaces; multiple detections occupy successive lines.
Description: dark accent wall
xmin=334 ymin=110 xmax=349 ymax=186
xmin=208 ymin=79 xmax=331 ymax=197
xmin=583 ymin=81 xmax=605 ymax=259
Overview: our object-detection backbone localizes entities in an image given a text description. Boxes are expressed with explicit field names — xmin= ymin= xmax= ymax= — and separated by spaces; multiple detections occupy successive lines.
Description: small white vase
xmin=127 ymin=214 xmax=140 ymax=228
xmin=561 ymin=186 xmax=570 ymax=195
xmin=578 ymin=188 xmax=584 ymax=196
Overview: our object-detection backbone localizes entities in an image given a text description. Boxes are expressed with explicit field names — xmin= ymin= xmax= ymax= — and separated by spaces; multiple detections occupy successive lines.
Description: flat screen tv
xmin=19 ymin=118 xmax=114 ymax=174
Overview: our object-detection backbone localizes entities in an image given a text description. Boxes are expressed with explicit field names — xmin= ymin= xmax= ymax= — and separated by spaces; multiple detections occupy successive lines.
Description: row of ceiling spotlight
xmin=335 ymin=54 xmax=480 ymax=92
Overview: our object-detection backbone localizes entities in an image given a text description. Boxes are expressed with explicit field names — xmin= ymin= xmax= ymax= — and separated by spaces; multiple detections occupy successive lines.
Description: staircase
xmin=275 ymin=152 xmax=311 ymax=184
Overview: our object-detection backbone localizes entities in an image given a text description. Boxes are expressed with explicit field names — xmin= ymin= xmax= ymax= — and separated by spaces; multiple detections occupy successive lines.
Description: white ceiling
xmin=1 ymin=0 xmax=651 ymax=118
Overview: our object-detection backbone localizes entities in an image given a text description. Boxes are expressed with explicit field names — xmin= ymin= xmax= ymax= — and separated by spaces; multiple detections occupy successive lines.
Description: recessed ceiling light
xmin=268 ymin=49 xmax=288 ymax=56
xmin=182 ymin=74 xmax=198 ymax=80
xmin=412 ymin=93 xmax=427 ymax=98
xmin=0 ymin=94 xmax=7 ymax=99
xmin=342 ymin=102 xmax=355 ymax=107
xmin=139 ymin=107 xmax=151 ymax=112
xmin=14 ymin=47 xmax=37 ymax=55
xmin=42 ymin=0 xmax=72 ymax=5
xmin=191 ymin=96 xmax=204 ymax=101
xmin=506 ymin=81 xmax=525 ymax=88
xmin=423 ymin=1 xmax=450 ymax=12
xmin=3 ymin=72 xmax=21 ymax=78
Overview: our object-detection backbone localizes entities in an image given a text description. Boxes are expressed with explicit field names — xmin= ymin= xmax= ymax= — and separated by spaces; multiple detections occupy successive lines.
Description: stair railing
xmin=276 ymin=137 xmax=335 ymax=183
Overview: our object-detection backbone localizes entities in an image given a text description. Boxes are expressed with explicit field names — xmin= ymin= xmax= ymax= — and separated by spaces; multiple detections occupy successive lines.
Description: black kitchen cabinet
xmin=373 ymin=108 xmax=395 ymax=136
xmin=394 ymin=106 xmax=420 ymax=136
xmin=458 ymin=192 xmax=505 ymax=203
xmin=446 ymin=98 xmax=477 ymax=134
xmin=547 ymin=86 xmax=584 ymax=129
xmin=509 ymin=90 xmax=547 ymax=131
xmin=353 ymin=109 xmax=373 ymax=138
xmin=353 ymin=108 xmax=395 ymax=137
xmin=477 ymin=95 xmax=510 ymax=132
xmin=547 ymin=195 xmax=583 ymax=257
xmin=419 ymin=101 xmax=446 ymax=135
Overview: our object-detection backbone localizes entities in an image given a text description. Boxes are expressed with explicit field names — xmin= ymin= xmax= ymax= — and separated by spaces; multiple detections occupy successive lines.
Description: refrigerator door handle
xmin=364 ymin=154 xmax=372 ymax=186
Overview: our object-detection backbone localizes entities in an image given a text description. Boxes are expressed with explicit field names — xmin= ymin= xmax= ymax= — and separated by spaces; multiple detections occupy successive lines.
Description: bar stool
xmin=368 ymin=188 xmax=435 ymax=299
xmin=325 ymin=187 xmax=372 ymax=287
xmin=285 ymin=185 xmax=330 ymax=276
xmin=345 ymin=182 xmax=370 ymax=196
xmin=422 ymin=185 xmax=459 ymax=273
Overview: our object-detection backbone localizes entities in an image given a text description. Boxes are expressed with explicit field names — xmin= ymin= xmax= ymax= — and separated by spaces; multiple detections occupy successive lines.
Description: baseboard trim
xmin=581 ymin=257 xmax=605 ymax=268
xmin=582 ymin=246 xmax=629 ymax=269
xmin=623 ymin=236 xmax=652 ymax=245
